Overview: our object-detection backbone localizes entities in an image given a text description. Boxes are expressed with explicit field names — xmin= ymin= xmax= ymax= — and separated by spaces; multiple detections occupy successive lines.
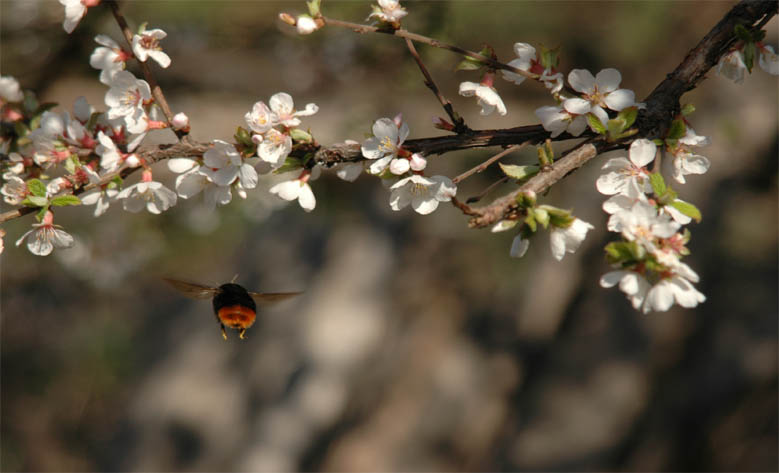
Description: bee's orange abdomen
xmin=217 ymin=304 xmax=257 ymax=329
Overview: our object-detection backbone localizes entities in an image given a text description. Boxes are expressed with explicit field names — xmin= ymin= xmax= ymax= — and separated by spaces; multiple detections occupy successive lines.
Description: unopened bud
xmin=409 ymin=153 xmax=427 ymax=171
xmin=279 ymin=13 xmax=297 ymax=26
xmin=141 ymin=169 xmax=153 ymax=182
xmin=172 ymin=112 xmax=190 ymax=131
xmin=296 ymin=15 xmax=319 ymax=35
xmin=432 ymin=116 xmax=454 ymax=131
xmin=125 ymin=154 xmax=141 ymax=168
xmin=393 ymin=113 xmax=403 ymax=128
xmin=251 ymin=133 xmax=264 ymax=145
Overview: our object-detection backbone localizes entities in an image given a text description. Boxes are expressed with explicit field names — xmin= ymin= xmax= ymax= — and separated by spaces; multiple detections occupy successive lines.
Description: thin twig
xmin=106 ymin=0 xmax=188 ymax=141
xmin=404 ymin=37 xmax=468 ymax=133
xmin=323 ymin=17 xmax=537 ymax=80
xmin=465 ymin=176 xmax=509 ymax=204
xmin=453 ymin=143 xmax=526 ymax=184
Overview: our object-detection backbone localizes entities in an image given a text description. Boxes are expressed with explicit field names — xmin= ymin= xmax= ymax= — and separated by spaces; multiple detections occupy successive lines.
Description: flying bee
xmin=163 ymin=277 xmax=302 ymax=340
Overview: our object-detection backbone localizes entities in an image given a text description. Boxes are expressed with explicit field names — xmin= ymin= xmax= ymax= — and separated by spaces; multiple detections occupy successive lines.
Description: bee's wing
xmin=163 ymin=278 xmax=219 ymax=299
xmin=248 ymin=291 xmax=303 ymax=304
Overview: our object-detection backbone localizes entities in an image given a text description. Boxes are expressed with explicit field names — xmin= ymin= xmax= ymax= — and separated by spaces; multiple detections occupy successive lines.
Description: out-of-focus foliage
xmin=1 ymin=1 xmax=776 ymax=471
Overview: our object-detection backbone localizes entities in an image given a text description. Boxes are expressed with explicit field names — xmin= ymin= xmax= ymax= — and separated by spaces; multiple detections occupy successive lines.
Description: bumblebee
xmin=164 ymin=277 xmax=301 ymax=340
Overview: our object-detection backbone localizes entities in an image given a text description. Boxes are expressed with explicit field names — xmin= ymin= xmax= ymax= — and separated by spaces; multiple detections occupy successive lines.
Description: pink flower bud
xmin=409 ymin=153 xmax=427 ymax=171
xmin=251 ymin=133 xmax=264 ymax=145
xmin=42 ymin=210 xmax=55 ymax=226
xmin=141 ymin=169 xmax=153 ymax=182
xmin=393 ymin=113 xmax=403 ymax=128
xmin=432 ymin=116 xmax=454 ymax=131
xmin=172 ymin=112 xmax=189 ymax=130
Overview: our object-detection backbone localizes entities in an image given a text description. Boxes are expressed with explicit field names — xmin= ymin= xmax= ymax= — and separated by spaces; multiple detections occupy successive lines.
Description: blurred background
xmin=1 ymin=1 xmax=777 ymax=471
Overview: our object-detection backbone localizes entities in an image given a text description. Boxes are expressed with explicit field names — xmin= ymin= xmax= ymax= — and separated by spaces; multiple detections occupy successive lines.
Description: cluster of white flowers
xmin=361 ymin=116 xmax=456 ymax=215
xmin=597 ymin=139 xmax=706 ymax=313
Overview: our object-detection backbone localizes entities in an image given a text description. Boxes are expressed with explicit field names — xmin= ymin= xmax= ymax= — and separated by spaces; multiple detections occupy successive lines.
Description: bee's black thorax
xmin=213 ymin=283 xmax=256 ymax=313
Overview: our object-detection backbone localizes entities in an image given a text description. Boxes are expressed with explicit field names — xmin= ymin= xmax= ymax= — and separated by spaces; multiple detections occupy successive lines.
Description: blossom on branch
xmin=15 ymin=210 xmax=74 ymax=256
xmin=565 ymin=68 xmax=636 ymax=126
xmin=459 ymin=75 xmax=507 ymax=116
xmin=717 ymin=50 xmax=747 ymax=83
xmin=388 ymin=174 xmax=456 ymax=215
xmin=105 ymin=71 xmax=152 ymax=133
xmin=596 ymin=138 xmax=655 ymax=197
xmin=269 ymin=167 xmax=320 ymax=212
xmin=90 ymin=35 xmax=128 ymax=84
xmin=535 ymin=104 xmax=587 ymax=138
xmin=116 ymin=169 xmax=177 ymax=214
xmin=59 ymin=0 xmax=99 ymax=34
xmin=549 ymin=218 xmax=594 ymax=261
xmin=501 ymin=43 xmax=536 ymax=85
xmin=758 ymin=44 xmax=779 ymax=75
xmin=368 ymin=0 xmax=408 ymax=25
xmin=132 ymin=28 xmax=171 ymax=68
xmin=362 ymin=116 xmax=410 ymax=175
xmin=0 ymin=76 xmax=24 ymax=103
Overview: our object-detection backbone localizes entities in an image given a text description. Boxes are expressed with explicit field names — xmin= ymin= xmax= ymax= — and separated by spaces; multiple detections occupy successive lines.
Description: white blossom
xmin=600 ymin=270 xmax=651 ymax=310
xmin=535 ymin=105 xmax=587 ymax=138
xmin=132 ymin=28 xmax=171 ymax=68
xmin=269 ymin=168 xmax=320 ymax=212
xmin=362 ymin=117 xmax=410 ymax=175
xmin=334 ymin=162 xmax=363 ymax=182
xmin=1 ymin=176 xmax=28 ymax=205
xmin=566 ymin=68 xmax=637 ymax=125
xmin=105 ymin=71 xmax=151 ymax=133
xmin=758 ymin=44 xmax=779 ymax=75
xmin=59 ymin=0 xmax=94 ymax=34
xmin=368 ymin=0 xmax=408 ymax=23
xmin=596 ymin=138 xmax=656 ymax=197
xmin=611 ymin=200 xmax=680 ymax=253
xmin=0 ymin=76 xmax=24 ymax=103
xmin=81 ymin=186 xmax=118 ymax=217
xmin=258 ymin=129 xmax=292 ymax=169
xmin=388 ymin=174 xmax=456 ymax=215
xmin=501 ymin=43 xmax=536 ymax=85
xmin=459 ymin=81 xmax=507 ymax=116
xmin=245 ymin=101 xmax=274 ymax=134
xmin=116 ymin=171 xmax=177 ymax=214
xmin=90 ymin=35 xmax=126 ymax=84
xmin=717 ymin=50 xmax=747 ymax=83
xmin=15 ymin=210 xmax=74 ymax=256
xmin=268 ymin=92 xmax=318 ymax=128
xmin=549 ymin=218 xmax=594 ymax=261
xmin=510 ymin=234 xmax=530 ymax=258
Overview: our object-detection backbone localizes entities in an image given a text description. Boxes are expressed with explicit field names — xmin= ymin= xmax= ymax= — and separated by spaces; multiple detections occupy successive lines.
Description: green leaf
xmin=533 ymin=207 xmax=550 ymax=229
xmin=680 ymin=103 xmax=696 ymax=116
xmin=524 ymin=212 xmax=537 ymax=233
xmin=50 ymin=195 xmax=81 ymax=207
xmin=274 ymin=157 xmax=303 ymax=174
xmin=456 ymin=57 xmax=483 ymax=71
xmin=670 ymin=199 xmax=702 ymax=222
xmin=666 ymin=118 xmax=686 ymax=140
xmin=22 ymin=195 xmax=49 ymax=207
xmin=306 ymin=0 xmax=321 ymax=17
xmin=64 ymin=155 xmax=79 ymax=174
xmin=13 ymin=121 xmax=30 ymax=138
xmin=36 ymin=205 xmax=49 ymax=222
xmin=539 ymin=45 xmax=560 ymax=70
xmin=618 ymin=106 xmax=638 ymax=129
xmin=234 ymin=126 xmax=253 ymax=147
xmin=541 ymin=205 xmax=574 ymax=228
xmin=734 ymin=24 xmax=752 ymax=42
xmin=290 ymin=128 xmax=313 ymax=143
xmin=500 ymin=163 xmax=539 ymax=181
xmin=607 ymin=117 xmax=626 ymax=139
xmin=649 ymin=172 xmax=667 ymax=196
xmin=743 ymin=41 xmax=756 ymax=72
xmin=587 ymin=114 xmax=607 ymax=135
xmin=26 ymin=178 xmax=47 ymax=198
xmin=138 ymin=22 xmax=148 ymax=34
